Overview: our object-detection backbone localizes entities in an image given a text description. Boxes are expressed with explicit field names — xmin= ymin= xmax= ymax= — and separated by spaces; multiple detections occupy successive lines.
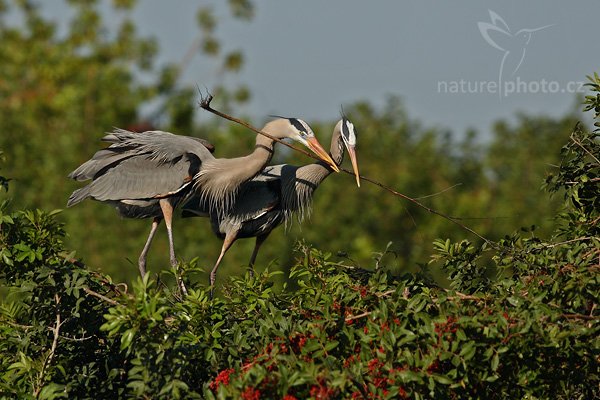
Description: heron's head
xmin=337 ymin=117 xmax=360 ymax=187
xmin=273 ymin=117 xmax=340 ymax=172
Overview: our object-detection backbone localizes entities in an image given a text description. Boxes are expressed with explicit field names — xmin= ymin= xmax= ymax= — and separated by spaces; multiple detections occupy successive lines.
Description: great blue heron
xmin=182 ymin=117 xmax=359 ymax=292
xmin=67 ymin=118 xmax=338 ymax=285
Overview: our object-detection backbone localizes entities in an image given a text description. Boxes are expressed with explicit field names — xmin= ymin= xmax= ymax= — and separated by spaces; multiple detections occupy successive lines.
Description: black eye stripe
xmin=341 ymin=117 xmax=350 ymax=137
xmin=289 ymin=118 xmax=307 ymax=133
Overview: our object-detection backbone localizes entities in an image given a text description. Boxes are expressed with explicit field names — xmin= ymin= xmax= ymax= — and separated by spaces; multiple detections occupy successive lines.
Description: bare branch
xmin=0 ymin=319 xmax=33 ymax=330
xmin=570 ymin=131 xmax=600 ymax=165
xmin=83 ymin=287 xmax=121 ymax=307
xmin=346 ymin=169 xmax=496 ymax=246
xmin=35 ymin=294 xmax=63 ymax=398
xmin=561 ymin=313 xmax=597 ymax=321
xmin=542 ymin=236 xmax=594 ymax=249
xmin=58 ymin=334 xmax=95 ymax=342
xmin=345 ymin=311 xmax=371 ymax=323
xmin=414 ymin=183 xmax=463 ymax=200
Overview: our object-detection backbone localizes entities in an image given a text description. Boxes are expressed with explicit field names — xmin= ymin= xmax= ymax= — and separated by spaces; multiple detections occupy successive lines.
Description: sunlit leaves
xmin=223 ymin=51 xmax=243 ymax=72
xmin=202 ymin=36 xmax=220 ymax=56
xmin=196 ymin=8 xmax=216 ymax=33
xmin=0 ymin=201 xmax=598 ymax=397
xmin=228 ymin=0 xmax=254 ymax=20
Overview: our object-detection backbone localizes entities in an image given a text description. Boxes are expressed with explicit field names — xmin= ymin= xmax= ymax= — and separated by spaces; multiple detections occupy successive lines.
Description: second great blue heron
xmin=66 ymin=118 xmax=338 ymax=285
xmin=183 ymin=118 xmax=360 ymax=292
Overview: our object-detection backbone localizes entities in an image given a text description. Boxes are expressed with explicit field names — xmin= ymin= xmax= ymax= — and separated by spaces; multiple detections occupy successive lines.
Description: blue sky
xmin=28 ymin=1 xmax=600 ymax=138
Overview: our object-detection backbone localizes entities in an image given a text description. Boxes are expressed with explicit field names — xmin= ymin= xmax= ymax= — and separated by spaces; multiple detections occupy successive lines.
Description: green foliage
xmin=0 ymin=204 xmax=126 ymax=399
xmin=1 ymin=121 xmax=598 ymax=398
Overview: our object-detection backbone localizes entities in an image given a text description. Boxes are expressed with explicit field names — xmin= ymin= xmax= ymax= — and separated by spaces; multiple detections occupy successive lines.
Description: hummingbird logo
xmin=478 ymin=10 xmax=552 ymax=96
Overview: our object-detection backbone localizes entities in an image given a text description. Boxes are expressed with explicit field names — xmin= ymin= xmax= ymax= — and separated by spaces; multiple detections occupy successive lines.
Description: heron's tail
xmin=67 ymin=187 xmax=91 ymax=207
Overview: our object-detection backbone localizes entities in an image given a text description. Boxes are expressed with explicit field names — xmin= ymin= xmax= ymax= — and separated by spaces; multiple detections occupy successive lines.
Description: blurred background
xmin=0 ymin=0 xmax=597 ymax=284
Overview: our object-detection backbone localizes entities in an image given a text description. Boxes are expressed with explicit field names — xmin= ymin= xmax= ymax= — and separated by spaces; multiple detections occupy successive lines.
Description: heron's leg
xmin=159 ymin=199 xmax=177 ymax=266
xmin=248 ymin=233 xmax=270 ymax=278
xmin=138 ymin=217 xmax=162 ymax=278
xmin=159 ymin=199 xmax=188 ymax=296
xmin=209 ymin=231 xmax=238 ymax=299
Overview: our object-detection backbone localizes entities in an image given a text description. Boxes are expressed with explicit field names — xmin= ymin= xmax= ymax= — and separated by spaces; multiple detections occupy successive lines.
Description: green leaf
xmin=120 ymin=328 xmax=136 ymax=351
xmin=491 ymin=352 xmax=499 ymax=371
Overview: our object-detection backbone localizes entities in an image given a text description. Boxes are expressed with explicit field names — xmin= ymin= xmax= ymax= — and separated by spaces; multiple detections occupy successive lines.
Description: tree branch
xmin=561 ymin=313 xmax=597 ymax=321
xmin=542 ymin=236 xmax=594 ymax=249
xmin=34 ymin=294 xmax=62 ymax=398
xmin=345 ymin=311 xmax=371 ymax=323
xmin=570 ymin=131 xmax=600 ymax=165
xmin=83 ymin=287 xmax=121 ymax=307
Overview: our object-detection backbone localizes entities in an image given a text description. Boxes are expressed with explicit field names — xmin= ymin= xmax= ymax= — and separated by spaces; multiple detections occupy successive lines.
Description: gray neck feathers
xmin=195 ymin=131 xmax=276 ymax=213
xmin=281 ymin=126 xmax=344 ymax=223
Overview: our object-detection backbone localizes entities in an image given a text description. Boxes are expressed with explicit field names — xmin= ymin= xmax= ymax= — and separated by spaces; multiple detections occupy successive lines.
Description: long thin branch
xmin=0 ymin=319 xmax=33 ymax=330
xmin=561 ymin=313 xmax=597 ymax=321
xmin=542 ymin=236 xmax=594 ymax=249
xmin=64 ymin=257 xmax=125 ymax=295
xmin=198 ymin=94 xmax=495 ymax=246
xmin=442 ymin=289 xmax=487 ymax=301
xmin=345 ymin=311 xmax=371 ymax=323
xmin=83 ymin=287 xmax=121 ymax=307
xmin=414 ymin=183 xmax=462 ymax=200
xmin=199 ymin=93 xmax=330 ymax=163
xmin=47 ymin=306 xmax=61 ymax=366
xmin=341 ymin=167 xmax=495 ymax=246
xmin=35 ymin=294 xmax=62 ymax=398
xmin=570 ymin=131 xmax=600 ymax=165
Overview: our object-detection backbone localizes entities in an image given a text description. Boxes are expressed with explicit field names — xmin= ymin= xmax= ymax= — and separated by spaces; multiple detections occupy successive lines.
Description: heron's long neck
xmin=202 ymin=134 xmax=275 ymax=191
xmin=233 ymin=134 xmax=276 ymax=181
xmin=194 ymin=123 xmax=283 ymax=212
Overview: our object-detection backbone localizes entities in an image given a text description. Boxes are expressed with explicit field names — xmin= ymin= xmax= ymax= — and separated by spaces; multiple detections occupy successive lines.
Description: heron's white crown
xmin=341 ymin=118 xmax=356 ymax=147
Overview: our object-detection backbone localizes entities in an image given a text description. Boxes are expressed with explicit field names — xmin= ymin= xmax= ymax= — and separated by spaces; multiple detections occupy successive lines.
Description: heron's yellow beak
xmin=347 ymin=146 xmax=360 ymax=187
xmin=305 ymin=137 xmax=340 ymax=172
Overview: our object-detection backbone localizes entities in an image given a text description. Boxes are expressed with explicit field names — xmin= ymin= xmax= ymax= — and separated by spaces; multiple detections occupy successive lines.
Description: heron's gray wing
xmin=255 ymin=164 xmax=284 ymax=182
xmin=69 ymin=129 xmax=214 ymax=181
xmin=230 ymin=178 xmax=282 ymax=221
xmin=102 ymin=129 xmax=215 ymax=160
xmin=68 ymin=148 xmax=135 ymax=181
xmin=79 ymin=154 xmax=197 ymax=202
